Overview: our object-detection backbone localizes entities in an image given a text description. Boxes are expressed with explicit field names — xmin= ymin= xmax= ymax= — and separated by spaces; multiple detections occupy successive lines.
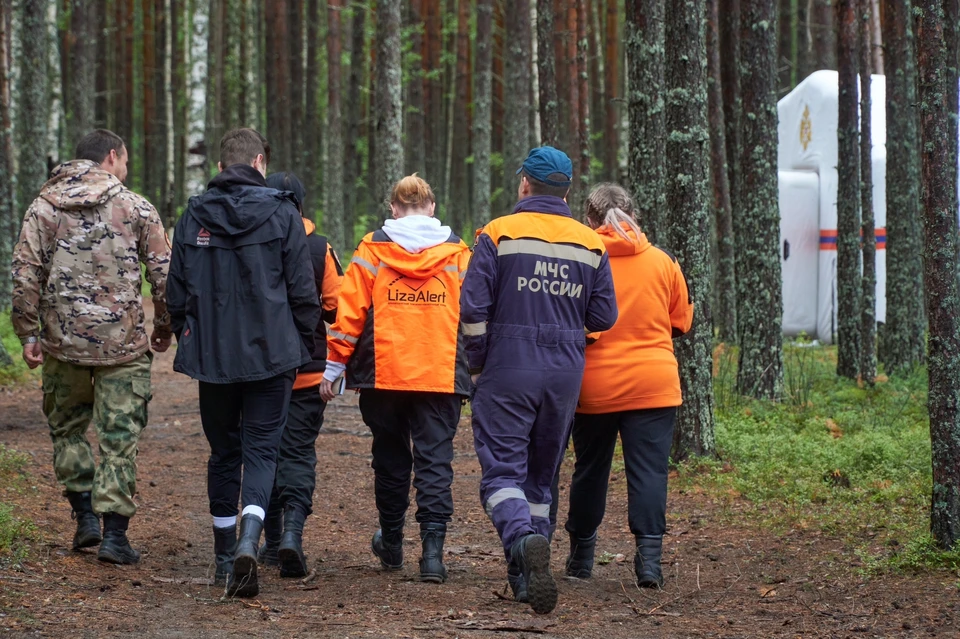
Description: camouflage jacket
xmin=11 ymin=160 xmax=172 ymax=366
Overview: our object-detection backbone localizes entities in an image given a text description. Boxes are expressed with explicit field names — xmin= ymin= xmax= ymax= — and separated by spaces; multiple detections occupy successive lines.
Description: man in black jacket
xmin=167 ymin=128 xmax=320 ymax=597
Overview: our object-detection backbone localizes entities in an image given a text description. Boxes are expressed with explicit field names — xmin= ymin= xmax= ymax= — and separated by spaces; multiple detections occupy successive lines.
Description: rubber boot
xmin=257 ymin=501 xmax=282 ymax=567
xmin=66 ymin=491 xmax=101 ymax=550
xmin=511 ymin=534 xmax=557 ymax=614
xmin=635 ymin=535 xmax=665 ymax=589
xmin=564 ymin=530 xmax=597 ymax=579
xmin=97 ymin=513 xmax=140 ymax=565
xmin=371 ymin=515 xmax=404 ymax=570
xmin=213 ymin=525 xmax=237 ymax=586
xmin=418 ymin=523 xmax=447 ymax=583
xmin=278 ymin=508 xmax=309 ymax=578
xmin=507 ymin=560 xmax=528 ymax=603
xmin=228 ymin=514 xmax=264 ymax=597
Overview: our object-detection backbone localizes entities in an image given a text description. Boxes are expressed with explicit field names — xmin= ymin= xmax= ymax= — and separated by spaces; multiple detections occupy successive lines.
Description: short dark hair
xmin=75 ymin=129 xmax=125 ymax=164
xmin=522 ymin=169 xmax=571 ymax=199
xmin=266 ymin=171 xmax=306 ymax=214
xmin=219 ymin=128 xmax=267 ymax=168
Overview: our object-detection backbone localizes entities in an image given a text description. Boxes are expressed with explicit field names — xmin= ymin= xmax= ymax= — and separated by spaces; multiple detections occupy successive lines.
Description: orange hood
xmin=596 ymin=222 xmax=651 ymax=257
xmin=367 ymin=237 xmax=468 ymax=280
xmin=302 ymin=217 xmax=316 ymax=235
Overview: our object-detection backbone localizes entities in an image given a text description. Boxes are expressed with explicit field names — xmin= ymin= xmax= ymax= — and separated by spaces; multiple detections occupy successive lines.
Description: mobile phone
xmin=335 ymin=376 xmax=346 ymax=395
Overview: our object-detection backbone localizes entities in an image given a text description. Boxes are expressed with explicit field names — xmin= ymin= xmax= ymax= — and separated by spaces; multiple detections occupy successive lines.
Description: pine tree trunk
xmin=859 ymin=0 xmax=876 ymax=385
xmin=504 ymin=0 xmax=532 ymax=211
xmin=16 ymin=0 xmax=49 ymax=216
xmin=374 ymin=0 xmax=403 ymax=218
xmin=916 ymin=0 xmax=960 ymax=551
xmin=143 ymin=0 xmax=158 ymax=201
xmin=603 ymin=0 xmax=619 ymax=182
xmin=448 ymin=0 xmax=471 ymax=233
xmin=162 ymin=0 xmax=175 ymax=227
xmin=205 ymin=0 xmax=223 ymax=176
xmin=797 ymin=0 xmax=815 ymax=81
xmin=737 ymin=0 xmax=784 ymax=399
xmin=405 ymin=0 xmax=426 ymax=176
xmin=536 ymin=0 xmax=559 ymax=146
xmin=63 ymin=0 xmax=97 ymax=152
xmin=325 ymin=0 xmax=346 ymax=255
xmin=265 ymin=0 xmax=291 ymax=171
xmin=814 ymin=0 xmax=837 ymax=69
xmin=0 ymin=0 xmax=14 ymax=309
xmin=708 ymin=0 xmax=737 ymax=343
xmin=473 ymin=0 xmax=493 ymax=226
xmin=720 ymin=0 xmax=742 ymax=269
xmin=665 ymin=0 xmax=716 ymax=460
xmin=491 ymin=2 xmax=505 ymax=213
xmin=288 ymin=0 xmax=304 ymax=173
xmin=778 ymin=0 xmax=793 ymax=93
xmin=625 ymin=0 xmax=666 ymax=246
xmin=344 ymin=1 xmax=368 ymax=247
xmin=575 ymin=0 xmax=591 ymax=218
xmin=836 ymin=0 xmax=862 ymax=379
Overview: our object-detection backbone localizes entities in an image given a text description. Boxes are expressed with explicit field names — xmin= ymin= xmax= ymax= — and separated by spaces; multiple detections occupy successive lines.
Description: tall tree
xmin=0 ymin=0 xmax=14 ymax=309
xmin=405 ymin=0 xmax=427 ymax=176
xmin=836 ymin=0 xmax=861 ymax=379
xmin=205 ymin=0 xmax=226 ymax=176
xmin=708 ymin=0 xmax=736 ymax=343
xmin=536 ymin=0 xmax=559 ymax=146
xmin=575 ymin=0 xmax=591 ymax=216
xmin=814 ymin=0 xmax=837 ymax=69
xmin=603 ymin=0 xmax=619 ymax=181
xmin=304 ymin=0 xmax=321 ymax=215
xmin=16 ymin=0 xmax=49 ymax=217
xmin=473 ymin=0 xmax=493 ymax=226
xmin=265 ymin=0 xmax=291 ymax=171
xmin=373 ymin=0 xmax=403 ymax=217
xmin=665 ymin=0 xmax=715 ymax=459
xmin=344 ymin=1 xmax=368 ymax=245
xmin=448 ymin=0 xmax=471 ymax=232
xmin=737 ymin=0 xmax=784 ymax=399
xmin=288 ymin=0 xmax=305 ymax=172
xmin=504 ymin=0 xmax=531 ymax=210
xmin=720 ymin=0 xmax=742 ymax=271
xmin=61 ymin=0 xmax=98 ymax=152
xmin=423 ymin=0 xmax=443 ymax=190
xmin=626 ymin=0 xmax=667 ymax=246
xmin=162 ymin=0 xmax=175 ymax=226
xmin=778 ymin=0 xmax=795 ymax=92
xmin=326 ymin=0 xmax=346 ymax=255
xmin=859 ymin=0 xmax=876 ymax=385
xmin=916 ymin=0 xmax=960 ymax=550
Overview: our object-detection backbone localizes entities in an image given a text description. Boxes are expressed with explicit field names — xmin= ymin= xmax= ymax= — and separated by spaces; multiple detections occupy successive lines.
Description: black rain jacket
xmin=167 ymin=164 xmax=321 ymax=383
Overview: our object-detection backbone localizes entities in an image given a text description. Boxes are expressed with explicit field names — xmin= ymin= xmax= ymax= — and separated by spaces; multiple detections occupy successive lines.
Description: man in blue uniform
xmin=460 ymin=146 xmax=618 ymax=614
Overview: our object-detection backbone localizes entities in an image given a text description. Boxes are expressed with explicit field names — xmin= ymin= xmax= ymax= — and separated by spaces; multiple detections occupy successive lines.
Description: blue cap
xmin=516 ymin=146 xmax=573 ymax=187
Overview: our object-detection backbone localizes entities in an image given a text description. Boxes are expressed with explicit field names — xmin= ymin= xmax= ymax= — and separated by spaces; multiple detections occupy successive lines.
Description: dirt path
xmin=0 ymin=348 xmax=957 ymax=638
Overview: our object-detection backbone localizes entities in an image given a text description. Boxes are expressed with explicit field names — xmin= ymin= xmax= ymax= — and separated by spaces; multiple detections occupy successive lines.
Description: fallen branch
xmin=150 ymin=575 xmax=213 ymax=586
xmin=456 ymin=625 xmax=549 ymax=634
xmin=301 ymin=568 xmax=318 ymax=584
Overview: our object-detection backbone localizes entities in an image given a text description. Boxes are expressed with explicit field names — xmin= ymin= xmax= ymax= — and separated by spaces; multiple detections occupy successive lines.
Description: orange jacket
xmin=577 ymin=224 xmax=693 ymax=414
xmin=327 ymin=227 xmax=472 ymax=394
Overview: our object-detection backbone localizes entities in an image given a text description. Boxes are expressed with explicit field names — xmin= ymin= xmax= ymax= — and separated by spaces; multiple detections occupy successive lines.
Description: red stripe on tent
xmin=818 ymin=228 xmax=886 ymax=251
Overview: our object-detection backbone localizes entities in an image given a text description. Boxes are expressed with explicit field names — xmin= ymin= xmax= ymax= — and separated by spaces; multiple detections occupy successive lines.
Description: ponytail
xmin=603 ymin=207 xmax=643 ymax=242
xmin=585 ymin=183 xmax=642 ymax=241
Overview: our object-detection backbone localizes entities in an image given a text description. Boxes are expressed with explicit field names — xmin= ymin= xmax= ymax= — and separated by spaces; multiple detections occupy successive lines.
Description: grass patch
xmin=0 ymin=444 xmax=36 ymax=561
xmin=0 ymin=311 xmax=35 ymax=385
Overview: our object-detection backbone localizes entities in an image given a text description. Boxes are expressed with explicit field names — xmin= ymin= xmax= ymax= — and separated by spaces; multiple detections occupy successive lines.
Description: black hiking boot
xmin=66 ymin=491 xmax=101 ymax=551
xmin=228 ymin=514 xmax=263 ymax=597
xmin=564 ymin=530 xmax=597 ymax=579
xmin=278 ymin=508 xmax=309 ymax=578
xmin=257 ymin=501 xmax=282 ymax=567
xmin=507 ymin=560 xmax=528 ymax=603
xmin=418 ymin=522 xmax=448 ymax=583
xmin=635 ymin=535 xmax=665 ymax=589
xmin=371 ymin=515 xmax=404 ymax=570
xmin=213 ymin=524 xmax=237 ymax=586
xmin=97 ymin=513 xmax=140 ymax=565
xmin=511 ymin=534 xmax=557 ymax=614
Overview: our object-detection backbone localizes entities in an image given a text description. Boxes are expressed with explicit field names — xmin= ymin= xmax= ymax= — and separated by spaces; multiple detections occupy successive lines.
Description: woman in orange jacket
xmin=319 ymin=175 xmax=472 ymax=584
xmin=562 ymin=183 xmax=693 ymax=589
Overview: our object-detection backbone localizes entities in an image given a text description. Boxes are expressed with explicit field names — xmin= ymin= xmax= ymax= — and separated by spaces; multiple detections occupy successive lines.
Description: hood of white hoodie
xmin=381 ymin=215 xmax=453 ymax=253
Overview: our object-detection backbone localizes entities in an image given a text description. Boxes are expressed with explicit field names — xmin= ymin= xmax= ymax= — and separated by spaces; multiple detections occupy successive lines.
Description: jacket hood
xmin=40 ymin=160 xmax=125 ymax=212
xmin=381 ymin=215 xmax=453 ymax=253
xmin=596 ymin=222 xmax=651 ymax=257
xmin=191 ymin=164 xmax=290 ymax=236
xmin=303 ymin=217 xmax=316 ymax=235
xmin=367 ymin=219 xmax=467 ymax=280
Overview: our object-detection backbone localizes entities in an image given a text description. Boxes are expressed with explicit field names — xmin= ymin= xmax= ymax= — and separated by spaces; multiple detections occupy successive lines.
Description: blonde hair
xmin=584 ymin=183 xmax=643 ymax=242
xmin=390 ymin=173 xmax=436 ymax=210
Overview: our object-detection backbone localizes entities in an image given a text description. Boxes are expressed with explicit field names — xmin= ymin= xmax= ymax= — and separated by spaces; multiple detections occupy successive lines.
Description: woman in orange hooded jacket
xmin=561 ymin=183 xmax=693 ymax=590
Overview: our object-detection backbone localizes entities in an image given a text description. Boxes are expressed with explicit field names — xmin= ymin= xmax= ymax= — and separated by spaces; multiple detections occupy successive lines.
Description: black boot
xmin=66 ymin=491 xmax=101 ymax=550
xmin=278 ymin=508 xmax=308 ymax=578
xmin=213 ymin=525 xmax=237 ymax=586
xmin=370 ymin=515 xmax=404 ymax=570
xmin=228 ymin=514 xmax=264 ymax=597
xmin=418 ymin=523 xmax=447 ymax=583
xmin=635 ymin=535 xmax=664 ymax=589
xmin=511 ymin=534 xmax=557 ymax=614
xmin=564 ymin=530 xmax=597 ymax=579
xmin=257 ymin=502 xmax=282 ymax=567
xmin=507 ymin=560 xmax=528 ymax=603
xmin=97 ymin=513 xmax=140 ymax=565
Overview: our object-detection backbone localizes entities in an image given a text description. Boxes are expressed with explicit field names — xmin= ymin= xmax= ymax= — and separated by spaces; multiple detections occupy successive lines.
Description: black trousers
xmin=358 ymin=389 xmax=461 ymax=525
xmin=563 ymin=407 xmax=676 ymax=538
xmin=270 ymin=385 xmax=328 ymax=516
xmin=198 ymin=370 xmax=295 ymax=518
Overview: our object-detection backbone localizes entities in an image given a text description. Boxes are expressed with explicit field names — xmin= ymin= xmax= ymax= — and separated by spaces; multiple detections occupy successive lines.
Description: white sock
xmin=212 ymin=515 xmax=237 ymax=529
xmin=242 ymin=505 xmax=265 ymax=521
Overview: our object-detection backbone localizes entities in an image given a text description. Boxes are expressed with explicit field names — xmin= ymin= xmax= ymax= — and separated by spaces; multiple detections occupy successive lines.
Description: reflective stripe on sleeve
xmin=326 ymin=328 xmax=358 ymax=344
xmin=350 ymin=256 xmax=378 ymax=277
xmin=484 ymin=487 xmax=527 ymax=516
xmin=461 ymin=322 xmax=487 ymax=336
xmin=528 ymin=503 xmax=551 ymax=519
xmin=497 ymin=238 xmax=602 ymax=268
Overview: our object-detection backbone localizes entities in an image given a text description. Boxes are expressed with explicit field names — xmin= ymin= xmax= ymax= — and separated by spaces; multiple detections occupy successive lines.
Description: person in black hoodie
xmin=167 ymin=129 xmax=321 ymax=597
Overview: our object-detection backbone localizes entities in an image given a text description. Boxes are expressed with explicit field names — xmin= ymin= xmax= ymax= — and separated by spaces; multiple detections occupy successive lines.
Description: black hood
xmin=191 ymin=164 xmax=293 ymax=237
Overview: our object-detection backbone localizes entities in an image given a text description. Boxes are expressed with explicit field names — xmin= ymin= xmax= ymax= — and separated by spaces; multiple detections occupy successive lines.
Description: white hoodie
xmin=381 ymin=215 xmax=452 ymax=253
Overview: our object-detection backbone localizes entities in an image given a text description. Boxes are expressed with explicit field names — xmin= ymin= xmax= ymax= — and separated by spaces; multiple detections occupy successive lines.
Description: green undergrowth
xmin=0 ymin=444 xmax=36 ymax=562
xmin=0 ymin=311 xmax=34 ymax=385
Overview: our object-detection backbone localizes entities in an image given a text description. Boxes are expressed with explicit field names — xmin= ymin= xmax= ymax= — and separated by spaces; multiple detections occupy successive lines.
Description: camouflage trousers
xmin=41 ymin=352 xmax=153 ymax=518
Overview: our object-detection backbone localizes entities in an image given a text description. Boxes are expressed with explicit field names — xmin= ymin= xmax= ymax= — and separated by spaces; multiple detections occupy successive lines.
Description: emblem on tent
xmin=799 ymin=105 xmax=812 ymax=151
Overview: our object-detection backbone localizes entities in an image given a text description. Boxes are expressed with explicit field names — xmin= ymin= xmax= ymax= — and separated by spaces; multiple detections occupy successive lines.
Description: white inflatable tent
xmin=778 ymin=70 xmax=887 ymax=344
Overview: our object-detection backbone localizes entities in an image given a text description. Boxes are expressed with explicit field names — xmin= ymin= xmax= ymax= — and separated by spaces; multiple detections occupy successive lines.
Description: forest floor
xmin=0 ymin=340 xmax=958 ymax=637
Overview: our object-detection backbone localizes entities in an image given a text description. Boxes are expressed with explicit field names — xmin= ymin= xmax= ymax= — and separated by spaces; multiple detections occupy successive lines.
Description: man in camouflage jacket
xmin=11 ymin=129 xmax=171 ymax=565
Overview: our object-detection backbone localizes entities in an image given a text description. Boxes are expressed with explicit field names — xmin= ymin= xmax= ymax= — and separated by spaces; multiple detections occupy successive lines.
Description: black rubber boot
xmin=213 ymin=525 xmax=237 ymax=586
xmin=635 ymin=535 xmax=665 ymax=589
xmin=507 ymin=560 xmax=528 ymax=603
xmin=66 ymin=491 xmax=101 ymax=550
xmin=418 ymin=523 xmax=447 ymax=583
xmin=278 ymin=508 xmax=308 ymax=578
xmin=511 ymin=534 xmax=557 ymax=614
xmin=97 ymin=513 xmax=140 ymax=565
xmin=371 ymin=515 xmax=404 ymax=570
xmin=228 ymin=514 xmax=264 ymax=597
xmin=257 ymin=501 xmax=282 ymax=567
xmin=564 ymin=530 xmax=597 ymax=579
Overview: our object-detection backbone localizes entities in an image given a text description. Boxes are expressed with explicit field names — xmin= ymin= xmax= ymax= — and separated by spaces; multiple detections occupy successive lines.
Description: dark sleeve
xmin=584 ymin=252 xmax=618 ymax=333
xmin=459 ymin=232 xmax=498 ymax=374
xmin=281 ymin=209 xmax=322 ymax=355
xmin=167 ymin=216 xmax=187 ymax=340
